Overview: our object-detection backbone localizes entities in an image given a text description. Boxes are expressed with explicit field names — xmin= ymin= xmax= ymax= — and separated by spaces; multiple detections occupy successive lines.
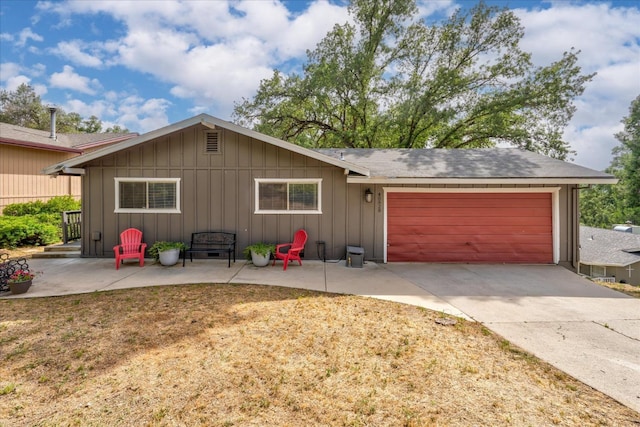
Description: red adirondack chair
xmin=272 ymin=229 xmax=308 ymax=271
xmin=113 ymin=228 xmax=147 ymax=270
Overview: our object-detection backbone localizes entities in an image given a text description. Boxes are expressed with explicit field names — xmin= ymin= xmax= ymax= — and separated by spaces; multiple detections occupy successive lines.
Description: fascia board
xmin=1 ymin=138 xmax=82 ymax=154
xmin=43 ymin=114 xmax=370 ymax=177
xmin=347 ymin=177 xmax=619 ymax=185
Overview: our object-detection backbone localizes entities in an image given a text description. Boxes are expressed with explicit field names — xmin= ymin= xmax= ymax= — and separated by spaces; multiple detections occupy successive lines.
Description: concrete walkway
xmin=2 ymin=258 xmax=639 ymax=413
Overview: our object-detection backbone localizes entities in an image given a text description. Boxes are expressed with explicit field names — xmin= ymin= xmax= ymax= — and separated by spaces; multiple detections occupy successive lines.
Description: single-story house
xmin=0 ymin=121 xmax=136 ymax=212
xmin=43 ymin=113 xmax=617 ymax=270
xmin=579 ymin=225 xmax=640 ymax=285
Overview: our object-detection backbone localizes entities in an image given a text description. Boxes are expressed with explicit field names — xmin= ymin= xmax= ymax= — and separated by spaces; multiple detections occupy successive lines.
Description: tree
xmin=0 ymin=83 xmax=48 ymax=129
xmin=233 ymin=0 xmax=593 ymax=159
xmin=580 ymin=95 xmax=640 ymax=227
xmin=0 ymin=83 xmax=128 ymax=134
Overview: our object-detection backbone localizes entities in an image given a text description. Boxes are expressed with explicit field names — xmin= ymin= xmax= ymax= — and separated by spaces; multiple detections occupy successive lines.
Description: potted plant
xmin=243 ymin=242 xmax=275 ymax=267
xmin=149 ymin=241 xmax=186 ymax=266
xmin=7 ymin=269 xmax=36 ymax=294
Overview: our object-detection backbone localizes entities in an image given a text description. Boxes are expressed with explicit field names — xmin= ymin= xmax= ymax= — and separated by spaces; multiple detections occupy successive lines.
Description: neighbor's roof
xmin=316 ymin=148 xmax=617 ymax=185
xmin=0 ymin=122 xmax=137 ymax=153
xmin=42 ymin=114 xmax=370 ymax=176
xmin=580 ymin=226 xmax=640 ymax=267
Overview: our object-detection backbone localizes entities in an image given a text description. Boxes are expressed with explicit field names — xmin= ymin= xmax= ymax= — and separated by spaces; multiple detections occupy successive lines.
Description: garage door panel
xmin=387 ymin=215 xmax=552 ymax=227
xmin=389 ymin=197 xmax=551 ymax=209
xmin=387 ymin=192 xmax=553 ymax=263
xmin=389 ymin=233 xmax=553 ymax=245
xmin=388 ymin=242 xmax=552 ymax=254
xmin=388 ymin=207 xmax=550 ymax=217
xmin=389 ymin=250 xmax=553 ymax=263
xmin=390 ymin=192 xmax=549 ymax=200
xmin=387 ymin=225 xmax=552 ymax=236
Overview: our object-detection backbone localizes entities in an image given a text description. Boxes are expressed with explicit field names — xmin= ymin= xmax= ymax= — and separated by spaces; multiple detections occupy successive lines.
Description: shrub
xmin=3 ymin=196 xmax=80 ymax=216
xmin=44 ymin=196 xmax=80 ymax=214
xmin=3 ymin=200 xmax=46 ymax=216
xmin=0 ymin=216 xmax=60 ymax=248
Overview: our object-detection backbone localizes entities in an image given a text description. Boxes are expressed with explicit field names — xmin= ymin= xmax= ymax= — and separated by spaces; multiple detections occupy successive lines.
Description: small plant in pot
xmin=7 ymin=269 xmax=38 ymax=294
xmin=243 ymin=242 xmax=275 ymax=267
xmin=149 ymin=241 xmax=186 ymax=266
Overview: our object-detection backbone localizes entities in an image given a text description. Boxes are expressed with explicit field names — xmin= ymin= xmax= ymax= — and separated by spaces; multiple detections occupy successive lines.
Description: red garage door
xmin=387 ymin=192 xmax=553 ymax=263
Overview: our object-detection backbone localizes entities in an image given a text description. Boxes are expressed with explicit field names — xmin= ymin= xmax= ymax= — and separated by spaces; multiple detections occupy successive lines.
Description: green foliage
xmin=0 ymin=215 xmax=60 ymax=248
xmin=148 ymin=241 xmax=187 ymax=262
xmin=0 ymin=83 xmax=129 ymax=133
xmin=42 ymin=196 xmax=81 ymax=214
xmin=0 ymin=197 xmax=80 ymax=248
xmin=580 ymin=95 xmax=640 ymax=227
xmin=233 ymin=0 xmax=592 ymax=159
xmin=3 ymin=196 xmax=80 ymax=216
xmin=243 ymin=242 xmax=276 ymax=260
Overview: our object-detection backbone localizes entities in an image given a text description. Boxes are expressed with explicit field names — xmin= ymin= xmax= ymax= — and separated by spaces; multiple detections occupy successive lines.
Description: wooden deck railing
xmin=62 ymin=210 xmax=82 ymax=243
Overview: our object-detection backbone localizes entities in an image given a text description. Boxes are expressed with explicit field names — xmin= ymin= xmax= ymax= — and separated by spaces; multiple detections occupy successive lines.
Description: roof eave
xmin=1 ymin=137 xmax=82 ymax=154
xmin=578 ymin=260 xmax=638 ymax=268
xmin=43 ymin=114 xmax=370 ymax=177
xmin=346 ymin=177 xmax=619 ymax=185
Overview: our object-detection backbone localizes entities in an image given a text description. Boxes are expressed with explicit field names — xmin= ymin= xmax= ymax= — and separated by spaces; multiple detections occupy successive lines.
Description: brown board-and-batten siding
xmin=79 ymin=124 xmax=360 ymax=260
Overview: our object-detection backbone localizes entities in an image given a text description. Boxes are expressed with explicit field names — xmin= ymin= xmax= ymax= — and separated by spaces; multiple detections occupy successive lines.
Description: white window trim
xmin=254 ymin=178 xmax=322 ymax=214
xmin=115 ymin=177 xmax=181 ymax=214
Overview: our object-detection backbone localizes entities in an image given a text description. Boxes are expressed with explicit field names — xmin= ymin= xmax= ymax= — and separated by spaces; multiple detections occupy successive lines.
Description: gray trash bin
xmin=346 ymin=245 xmax=364 ymax=268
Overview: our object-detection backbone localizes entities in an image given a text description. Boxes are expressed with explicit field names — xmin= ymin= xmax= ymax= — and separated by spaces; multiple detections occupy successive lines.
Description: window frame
xmin=254 ymin=178 xmax=322 ymax=214
xmin=114 ymin=177 xmax=181 ymax=214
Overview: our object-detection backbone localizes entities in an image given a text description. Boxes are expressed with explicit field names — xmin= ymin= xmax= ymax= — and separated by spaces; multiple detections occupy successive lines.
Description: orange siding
xmin=0 ymin=144 xmax=81 ymax=212
xmin=387 ymin=192 xmax=553 ymax=263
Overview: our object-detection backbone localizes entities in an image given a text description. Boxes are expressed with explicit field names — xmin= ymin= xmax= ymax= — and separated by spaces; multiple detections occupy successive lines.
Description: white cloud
xmin=51 ymin=40 xmax=103 ymax=67
xmin=50 ymin=65 xmax=101 ymax=95
xmin=0 ymin=62 xmax=21 ymax=82
xmin=117 ymin=95 xmax=171 ymax=133
xmin=511 ymin=2 xmax=640 ymax=170
xmin=37 ymin=0 xmax=350 ymax=119
xmin=15 ymin=27 xmax=43 ymax=47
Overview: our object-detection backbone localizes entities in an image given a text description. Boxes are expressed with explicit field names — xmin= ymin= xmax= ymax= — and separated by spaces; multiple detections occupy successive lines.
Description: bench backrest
xmin=190 ymin=232 xmax=236 ymax=247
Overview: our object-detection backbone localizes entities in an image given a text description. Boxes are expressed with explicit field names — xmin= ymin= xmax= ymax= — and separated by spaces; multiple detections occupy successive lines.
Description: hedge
xmin=0 ymin=215 xmax=60 ymax=248
xmin=0 ymin=196 xmax=80 ymax=248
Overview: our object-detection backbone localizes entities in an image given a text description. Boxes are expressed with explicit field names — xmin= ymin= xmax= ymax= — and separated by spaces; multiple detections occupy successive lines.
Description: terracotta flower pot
xmin=9 ymin=279 xmax=32 ymax=295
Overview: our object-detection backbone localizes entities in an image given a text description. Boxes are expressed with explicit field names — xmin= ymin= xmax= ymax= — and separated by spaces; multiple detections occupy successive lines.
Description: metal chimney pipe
xmin=49 ymin=107 xmax=57 ymax=140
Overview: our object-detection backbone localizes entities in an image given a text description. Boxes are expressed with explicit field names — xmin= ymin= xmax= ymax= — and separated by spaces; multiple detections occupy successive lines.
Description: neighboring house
xmin=43 ymin=114 xmax=616 ymax=270
xmin=0 ymin=122 xmax=137 ymax=212
xmin=579 ymin=225 xmax=640 ymax=285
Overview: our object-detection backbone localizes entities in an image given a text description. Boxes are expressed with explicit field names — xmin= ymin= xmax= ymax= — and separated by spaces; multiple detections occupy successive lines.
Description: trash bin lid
xmin=346 ymin=245 xmax=365 ymax=255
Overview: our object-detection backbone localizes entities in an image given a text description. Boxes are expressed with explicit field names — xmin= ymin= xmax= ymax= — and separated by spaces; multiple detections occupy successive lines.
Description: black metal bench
xmin=183 ymin=232 xmax=236 ymax=268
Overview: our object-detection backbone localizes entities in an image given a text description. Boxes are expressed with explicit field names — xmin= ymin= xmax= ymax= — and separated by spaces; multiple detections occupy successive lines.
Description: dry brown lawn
xmin=1 ymin=283 xmax=638 ymax=427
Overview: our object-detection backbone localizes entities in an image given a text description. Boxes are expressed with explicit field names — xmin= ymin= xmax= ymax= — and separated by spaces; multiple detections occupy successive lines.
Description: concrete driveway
xmin=383 ymin=263 xmax=640 ymax=413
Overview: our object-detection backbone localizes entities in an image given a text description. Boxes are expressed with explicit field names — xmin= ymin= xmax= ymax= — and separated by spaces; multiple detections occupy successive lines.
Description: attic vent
xmin=204 ymin=130 xmax=222 ymax=154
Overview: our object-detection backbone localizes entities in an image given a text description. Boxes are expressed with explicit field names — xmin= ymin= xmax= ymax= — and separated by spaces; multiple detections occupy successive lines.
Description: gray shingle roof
xmin=0 ymin=122 xmax=136 ymax=150
xmin=315 ymin=148 xmax=615 ymax=181
xmin=580 ymin=226 xmax=640 ymax=267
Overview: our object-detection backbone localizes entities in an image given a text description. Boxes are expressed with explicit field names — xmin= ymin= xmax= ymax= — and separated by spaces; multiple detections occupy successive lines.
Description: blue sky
xmin=1 ymin=0 xmax=639 ymax=171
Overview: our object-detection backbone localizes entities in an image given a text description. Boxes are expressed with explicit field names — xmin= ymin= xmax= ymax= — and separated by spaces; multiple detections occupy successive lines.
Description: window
xmin=115 ymin=178 xmax=181 ymax=213
xmin=255 ymin=179 xmax=321 ymax=214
